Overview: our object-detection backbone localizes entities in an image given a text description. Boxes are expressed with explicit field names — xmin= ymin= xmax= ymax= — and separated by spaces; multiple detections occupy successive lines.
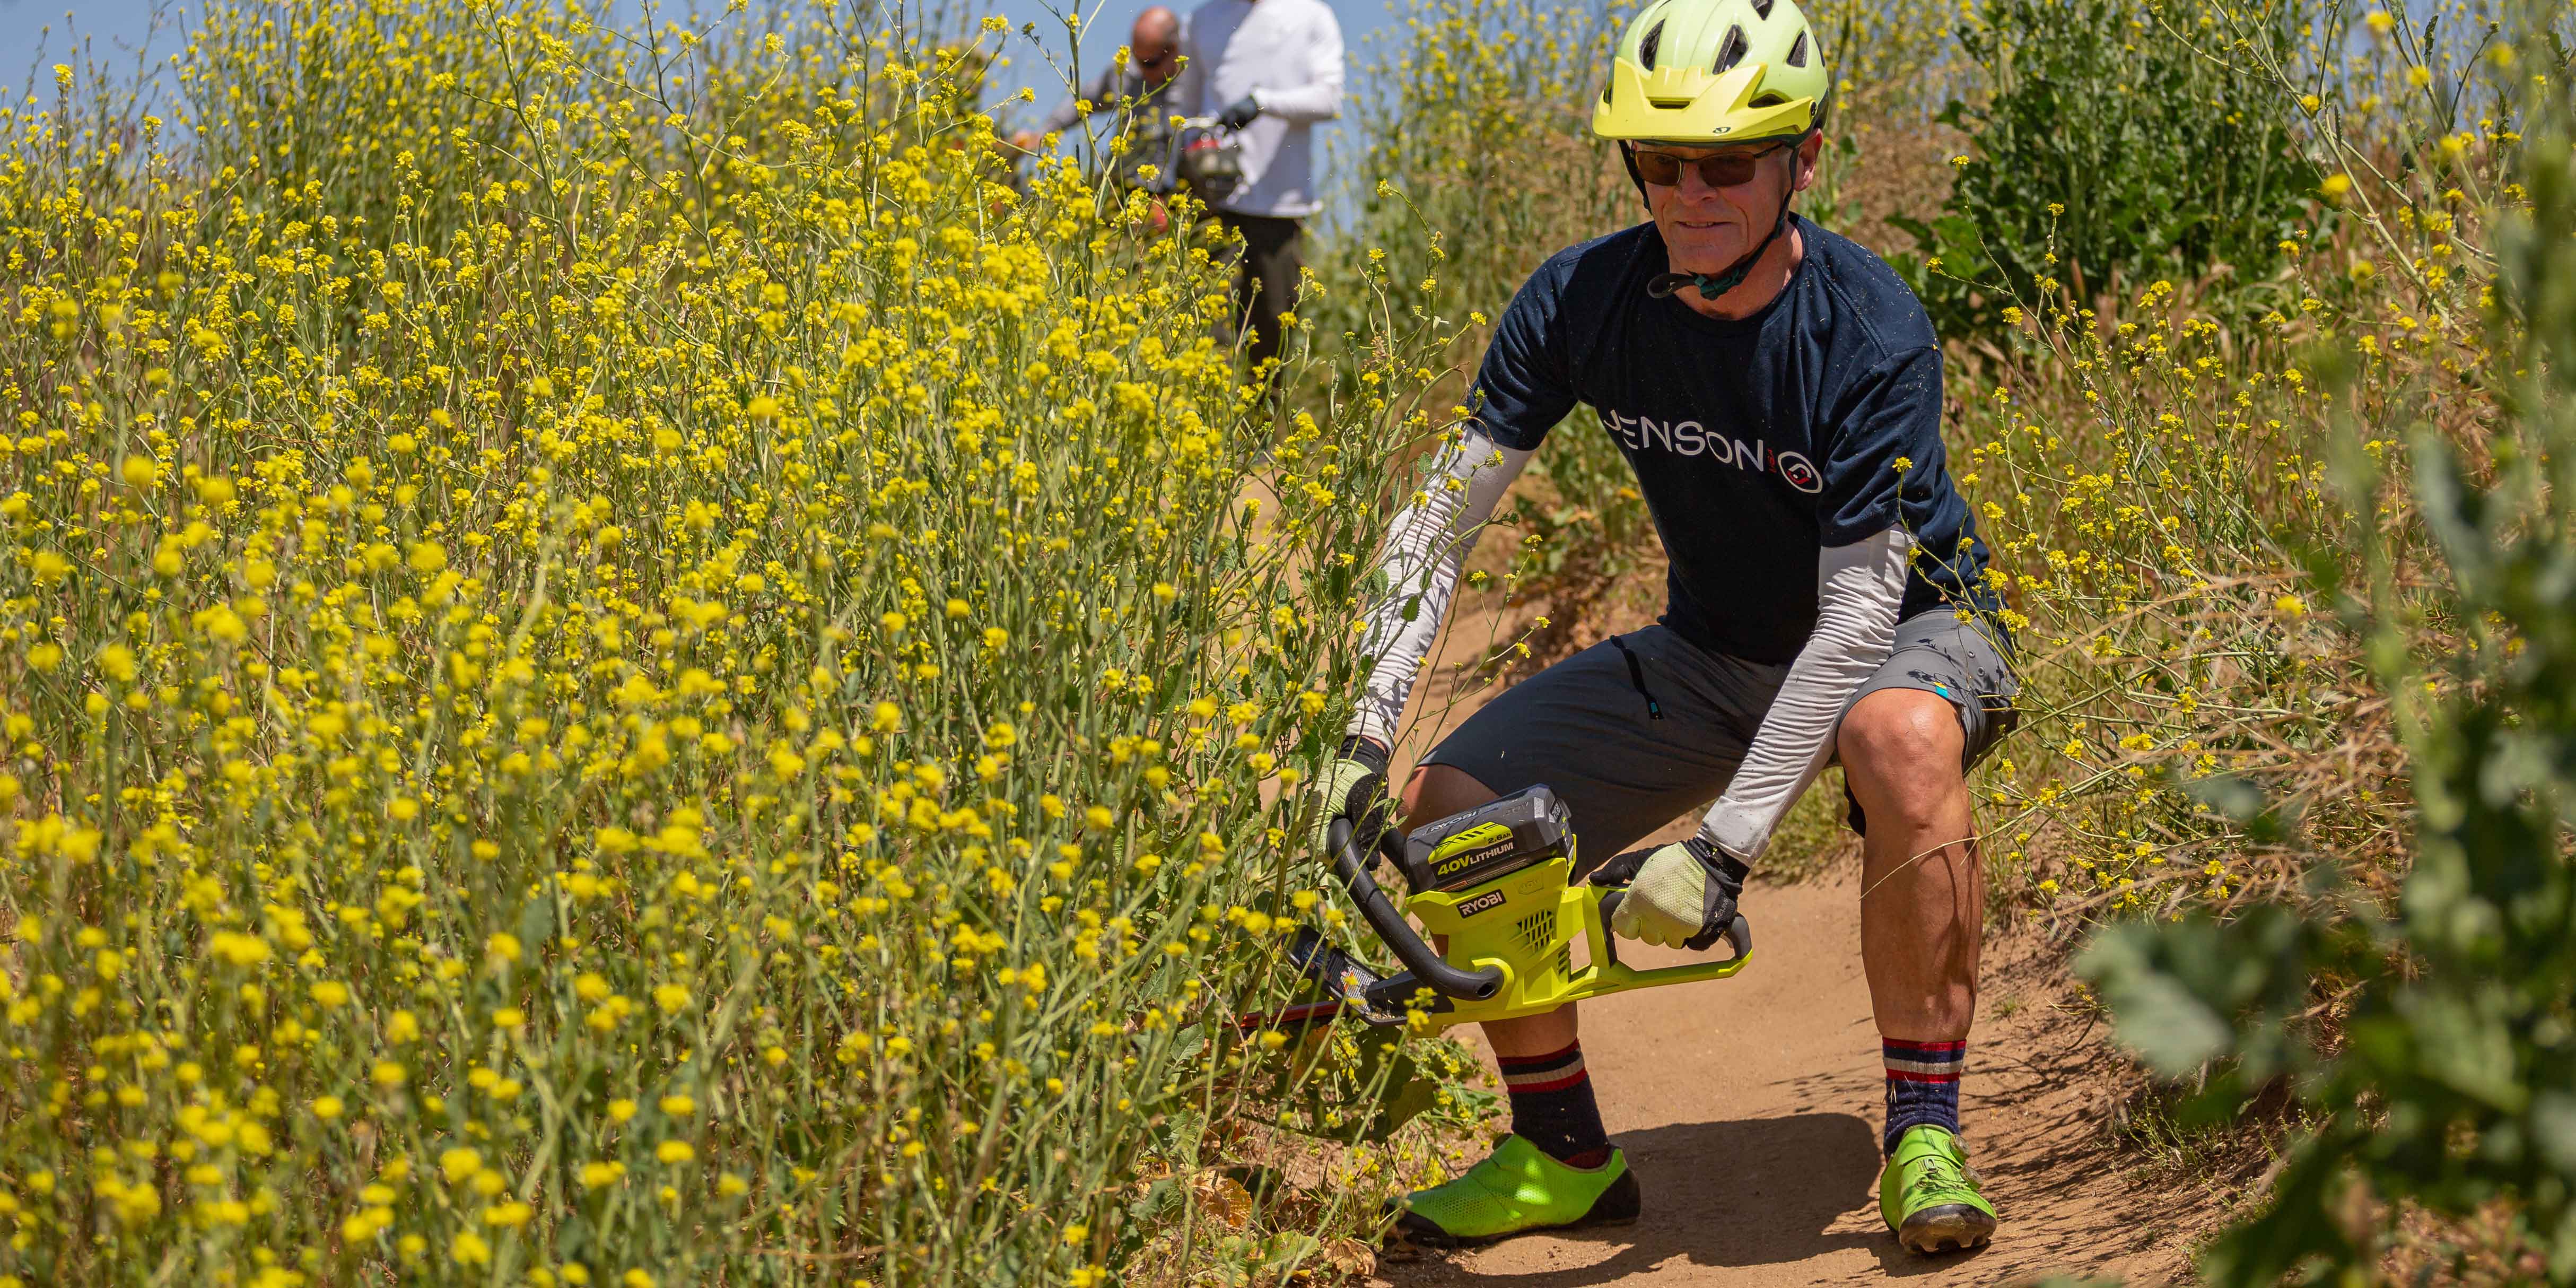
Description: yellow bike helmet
xmin=1593 ymin=0 xmax=1830 ymax=144
xmin=1595 ymin=0 xmax=1830 ymax=299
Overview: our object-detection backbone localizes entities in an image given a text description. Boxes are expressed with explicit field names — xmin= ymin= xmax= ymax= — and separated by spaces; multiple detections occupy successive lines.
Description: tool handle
xmin=1595 ymin=888 xmax=1752 ymax=964
xmin=1329 ymin=819 xmax=1503 ymax=1002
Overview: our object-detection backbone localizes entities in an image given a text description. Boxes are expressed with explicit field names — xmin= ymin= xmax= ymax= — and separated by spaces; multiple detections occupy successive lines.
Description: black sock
xmin=1499 ymin=1040 xmax=1611 ymax=1167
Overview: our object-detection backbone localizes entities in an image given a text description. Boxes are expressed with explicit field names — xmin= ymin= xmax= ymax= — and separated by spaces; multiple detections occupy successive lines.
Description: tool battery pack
xmin=1399 ymin=785 xmax=1576 ymax=895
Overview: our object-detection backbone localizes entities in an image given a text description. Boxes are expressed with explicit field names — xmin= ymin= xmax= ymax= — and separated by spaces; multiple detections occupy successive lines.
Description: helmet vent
xmin=1749 ymin=91 xmax=1788 ymax=107
xmin=1750 ymin=0 xmax=1776 ymax=19
xmin=1639 ymin=20 xmax=1665 ymax=70
xmin=1712 ymin=24 xmax=1748 ymax=74
xmin=1785 ymin=29 xmax=1809 ymax=66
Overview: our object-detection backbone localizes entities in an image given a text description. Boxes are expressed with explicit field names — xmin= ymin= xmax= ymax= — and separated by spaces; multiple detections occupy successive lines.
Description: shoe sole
xmin=1897 ymin=1204 xmax=1997 ymax=1255
xmin=1396 ymin=1207 xmax=1637 ymax=1250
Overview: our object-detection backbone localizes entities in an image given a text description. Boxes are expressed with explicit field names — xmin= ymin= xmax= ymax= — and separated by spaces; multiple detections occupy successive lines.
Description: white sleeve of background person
xmin=1698 ymin=528 xmax=1913 ymax=861
xmin=1250 ymin=7 xmax=1342 ymax=123
xmin=1346 ymin=430 xmax=1532 ymax=750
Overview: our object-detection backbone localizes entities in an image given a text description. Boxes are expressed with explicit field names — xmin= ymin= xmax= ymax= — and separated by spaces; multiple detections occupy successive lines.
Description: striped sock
xmin=1498 ymin=1041 xmax=1611 ymax=1167
xmin=1882 ymin=1038 xmax=1966 ymax=1155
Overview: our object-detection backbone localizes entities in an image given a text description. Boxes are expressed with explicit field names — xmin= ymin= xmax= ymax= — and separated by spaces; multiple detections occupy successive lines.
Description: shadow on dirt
xmin=1379 ymin=1111 xmax=1998 ymax=1284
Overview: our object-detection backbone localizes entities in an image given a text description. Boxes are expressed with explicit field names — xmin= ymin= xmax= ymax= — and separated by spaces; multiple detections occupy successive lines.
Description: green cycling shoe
xmin=1880 ymin=1125 xmax=1998 ymax=1254
xmin=1393 ymin=1135 xmax=1640 ymax=1247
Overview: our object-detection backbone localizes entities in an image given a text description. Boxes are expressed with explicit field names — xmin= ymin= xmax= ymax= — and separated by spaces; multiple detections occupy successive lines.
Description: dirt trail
xmin=1359 ymin=584 xmax=2215 ymax=1286
xmin=1372 ymin=872 xmax=2198 ymax=1286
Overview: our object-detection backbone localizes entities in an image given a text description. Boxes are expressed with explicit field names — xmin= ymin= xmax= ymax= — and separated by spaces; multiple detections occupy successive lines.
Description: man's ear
xmin=1791 ymin=130 xmax=1824 ymax=194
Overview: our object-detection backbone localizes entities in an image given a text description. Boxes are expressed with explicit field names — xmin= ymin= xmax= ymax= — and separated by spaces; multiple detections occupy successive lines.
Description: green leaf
xmin=2531 ymin=1092 xmax=2576 ymax=1176
xmin=2077 ymin=927 xmax=2238 ymax=1076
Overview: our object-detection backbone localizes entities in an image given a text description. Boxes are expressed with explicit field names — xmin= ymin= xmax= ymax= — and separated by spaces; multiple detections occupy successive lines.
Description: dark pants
xmin=1219 ymin=212 xmax=1302 ymax=375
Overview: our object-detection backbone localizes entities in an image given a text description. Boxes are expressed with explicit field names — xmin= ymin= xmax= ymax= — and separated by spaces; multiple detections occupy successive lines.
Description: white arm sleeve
xmin=1346 ymin=429 xmax=1532 ymax=749
xmin=1697 ymin=528 xmax=1913 ymax=861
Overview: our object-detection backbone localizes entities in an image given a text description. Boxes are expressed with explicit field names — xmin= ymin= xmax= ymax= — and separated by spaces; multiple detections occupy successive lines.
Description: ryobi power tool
xmin=1270 ymin=784 xmax=1753 ymax=1033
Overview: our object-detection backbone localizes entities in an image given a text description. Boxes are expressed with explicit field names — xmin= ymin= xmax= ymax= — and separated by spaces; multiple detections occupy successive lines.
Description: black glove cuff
xmin=1683 ymin=837 xmax=1750 ymax=891
xmin=1681 ymin=838 xmax=1747 ymax=953
xmin=1337 ymin=735 xmax=1390 ymax=776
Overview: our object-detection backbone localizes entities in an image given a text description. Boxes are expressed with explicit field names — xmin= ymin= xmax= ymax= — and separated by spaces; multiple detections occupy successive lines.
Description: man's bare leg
xmin=1836 ymin=688 xmax=1981 ymax=1049
xmin=1837 ymin=686 xmax=1996 ymax=1251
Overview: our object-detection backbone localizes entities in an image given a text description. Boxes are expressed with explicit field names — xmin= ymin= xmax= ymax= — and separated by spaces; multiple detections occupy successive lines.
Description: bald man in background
xmin=1014 ymin=8 xmax=1183 ymax=158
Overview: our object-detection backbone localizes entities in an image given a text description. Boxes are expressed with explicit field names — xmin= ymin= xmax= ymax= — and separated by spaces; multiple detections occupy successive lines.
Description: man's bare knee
xmin=1839 ymin=689 xmax=1966 ymax=816
xmin=1402 ymin=763 xmax=1498 ymax=828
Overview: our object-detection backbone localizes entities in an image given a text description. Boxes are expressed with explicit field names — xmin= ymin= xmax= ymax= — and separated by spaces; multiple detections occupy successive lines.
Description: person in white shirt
xmin=1173 ymin=0 xmax=1343 ymax=375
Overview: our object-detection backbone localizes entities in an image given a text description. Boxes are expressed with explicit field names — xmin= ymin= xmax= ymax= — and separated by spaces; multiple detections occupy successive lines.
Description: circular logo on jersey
xmin=1775 ymin=451 xmax=1823 ymax=493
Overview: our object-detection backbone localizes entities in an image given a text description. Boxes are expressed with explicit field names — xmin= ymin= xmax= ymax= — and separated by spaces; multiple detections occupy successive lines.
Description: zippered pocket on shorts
xmin=1609 ymin=634 xmax=1664 ymax=721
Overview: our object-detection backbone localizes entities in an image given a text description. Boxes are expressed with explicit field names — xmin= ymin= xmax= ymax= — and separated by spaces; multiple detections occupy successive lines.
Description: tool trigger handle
xmin=1720 ymin=912 xmax=1752 ymax=960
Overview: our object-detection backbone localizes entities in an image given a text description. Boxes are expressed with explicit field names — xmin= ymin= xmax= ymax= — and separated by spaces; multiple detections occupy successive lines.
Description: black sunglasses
xmin=1628 ymin=137 xmax=1799 ymax=189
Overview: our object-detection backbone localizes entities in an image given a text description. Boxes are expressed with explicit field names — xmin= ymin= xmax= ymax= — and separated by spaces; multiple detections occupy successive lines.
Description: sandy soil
xmin=1369 ymin=872 xmax=2199 ymax=1286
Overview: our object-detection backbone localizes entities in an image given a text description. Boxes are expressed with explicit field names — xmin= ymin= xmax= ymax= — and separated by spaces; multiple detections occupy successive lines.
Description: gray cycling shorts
xmin=1418 ymin=610 xmax=2020 ymax=860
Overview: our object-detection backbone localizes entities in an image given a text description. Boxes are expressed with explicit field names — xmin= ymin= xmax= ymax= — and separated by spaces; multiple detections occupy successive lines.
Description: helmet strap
xmin=1648 ymin=206 xmax=1789 ymax=301
xmin=1620 ymin=142 xmax=1652 ymax=209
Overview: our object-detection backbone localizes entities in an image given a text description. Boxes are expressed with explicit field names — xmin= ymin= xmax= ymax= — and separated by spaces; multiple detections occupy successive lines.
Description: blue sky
xmin=0 ymin=0 xmax=1403 ymax=159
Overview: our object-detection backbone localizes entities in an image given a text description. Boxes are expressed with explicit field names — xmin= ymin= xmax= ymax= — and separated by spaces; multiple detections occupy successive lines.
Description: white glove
xmin=1594 ymin=837 xmax=1748 ymax=950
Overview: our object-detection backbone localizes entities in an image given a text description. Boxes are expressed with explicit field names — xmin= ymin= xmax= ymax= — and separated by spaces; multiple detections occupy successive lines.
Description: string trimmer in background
xmin=1168 ymin=116 xmax=1245 ymax=207
xmin=1257 ymin=784 xmax=1754 ymax=1035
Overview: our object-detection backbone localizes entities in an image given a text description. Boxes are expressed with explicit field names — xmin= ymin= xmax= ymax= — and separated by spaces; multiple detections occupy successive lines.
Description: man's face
xmin=1133 ymin=39 xmax=1179 ymax=86
xmin=1637 ymin=133 xmax=1822 ymax=275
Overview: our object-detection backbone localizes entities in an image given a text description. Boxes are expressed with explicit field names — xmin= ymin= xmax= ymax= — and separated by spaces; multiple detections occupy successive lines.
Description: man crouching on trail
xmin=1310 ymin=0 xmax=2019 ymax=1257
